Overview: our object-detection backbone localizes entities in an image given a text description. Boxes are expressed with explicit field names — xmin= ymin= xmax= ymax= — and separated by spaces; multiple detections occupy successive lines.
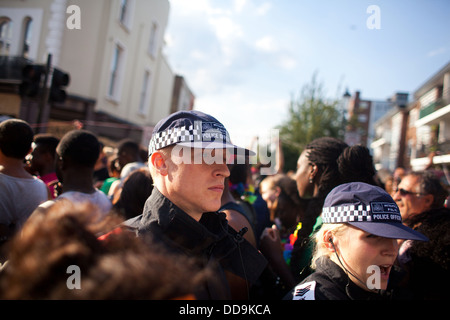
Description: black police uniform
xmin=284 ymin=256 xmax=398 ymax=300
xmin=125 ymin=188 xmax=267 ymax=300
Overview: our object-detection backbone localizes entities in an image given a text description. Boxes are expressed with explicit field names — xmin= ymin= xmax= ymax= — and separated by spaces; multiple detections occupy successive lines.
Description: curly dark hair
xmin=306 ymin=137 xmax=378 ymax=199
xmin=338 ymin=145 xmax=377 ymax=185
xmin=290 ymin=137 xmax=380 ymax=281
xmin=0 ymin=200 xmax=209 ymax=299
xmin=299 ymin=138 xmax=379 ymax=236
xmin=305 ymin=137 xmax=348 ymax=199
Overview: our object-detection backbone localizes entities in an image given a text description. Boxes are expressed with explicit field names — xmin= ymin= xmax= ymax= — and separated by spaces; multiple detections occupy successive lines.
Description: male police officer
xmin=126 ymin=110 xmax=267 ymax=299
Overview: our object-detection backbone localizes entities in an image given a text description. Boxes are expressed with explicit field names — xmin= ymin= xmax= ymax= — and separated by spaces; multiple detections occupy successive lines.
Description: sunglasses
xmin=395 ymin=188 xmax=425 ymax=197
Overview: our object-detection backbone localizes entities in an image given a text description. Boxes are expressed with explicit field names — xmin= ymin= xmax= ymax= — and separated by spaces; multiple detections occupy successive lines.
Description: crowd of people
xmin=0 ymin=110 xmax=449 ymax=300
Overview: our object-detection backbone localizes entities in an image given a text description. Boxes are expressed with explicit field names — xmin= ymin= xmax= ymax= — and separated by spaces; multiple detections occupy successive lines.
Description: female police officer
xmin=285 ymin=182 xmax=428 ymax=300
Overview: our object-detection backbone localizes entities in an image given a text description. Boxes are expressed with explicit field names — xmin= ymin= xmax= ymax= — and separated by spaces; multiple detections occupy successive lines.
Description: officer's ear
xmin=323 ymin=230 xmax=336 ymax=252
xmin=150 ymin=151 xmax=169 ymax=176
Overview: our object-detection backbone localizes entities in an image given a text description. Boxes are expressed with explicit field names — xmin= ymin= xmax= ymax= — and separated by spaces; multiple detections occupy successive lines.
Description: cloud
xmin=193 ymin=91 xmax=288 ymax=147
xmin=427 ymin=47 xmax=447 ymax=57
xmin=277 ymin=54 xmax=298 ymax=70
xmin=253 ymin=35 xmax=299 ymax=70
xmin=168 ymin=0 xmax=210 ymax=15
xmin=255 ymin=35 xmax=277 ymax=52
xmin=165 ymin=0 xmax=296 ymax=137
xmin=167 ymin=0 xmax=279 ymax=72
xmin=169 ymin=0 xmax=229 ymax=16
xmin=189 ymin=49 xmax=207 ymax=60
xmin=255 ymin=2 xmax=272 ymax=16
xmin=233 ymin=0 xmax=247 ymax=13
xmin=208 ymin=16 xmax=244 ymax=42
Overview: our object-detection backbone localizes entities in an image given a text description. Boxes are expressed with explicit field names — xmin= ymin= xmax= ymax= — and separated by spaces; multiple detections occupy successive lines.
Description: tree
xmin=278 ymin=73 xmax=346 ymax=172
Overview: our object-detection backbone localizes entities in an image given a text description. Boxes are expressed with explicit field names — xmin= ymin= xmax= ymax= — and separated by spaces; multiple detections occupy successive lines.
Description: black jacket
xmin=284 ymin=256 xmax=402 ymax=300
xmin=125 ymin=188 xmax=267 ymax=299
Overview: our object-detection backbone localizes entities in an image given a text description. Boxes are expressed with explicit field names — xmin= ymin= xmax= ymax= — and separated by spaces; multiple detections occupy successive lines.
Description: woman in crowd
xmin=260 ymin=137 xmax=380 ymax=293
xmin=284 ymin=182 xmax=428 ymax=300
xmin=259 ymin=173 xmax=308 ymax=264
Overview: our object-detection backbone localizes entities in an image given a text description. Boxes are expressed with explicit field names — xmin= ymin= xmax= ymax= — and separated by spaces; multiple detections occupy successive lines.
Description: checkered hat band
xmin=148 ymin=123 xmax=230 ymax=155
xmin=322 ymin=204 xmax=372 ymax=223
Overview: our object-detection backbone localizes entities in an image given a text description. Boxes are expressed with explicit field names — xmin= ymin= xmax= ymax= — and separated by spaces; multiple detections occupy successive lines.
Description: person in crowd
xmin=293 ymin=138 xmax=378 ymax=242
xmin=259 ymin=174 xmax=309 ymax=267
xmin=284 ymin=182 xmax=428 ymax=300
xmin=392 ymin=170 xmax=448 ymax=224
xmin=249 ymin=136 xmax=284 ymax=241
xmin=0 ymin=200 xmax=208 ymax=299
xmin=27 ymin=133 xmax=60 ymax=199
xmin=0 ymin=119 xmax=48 ymax=254
xmin=375 ymin=167 xmax=394 ymax=195
xmin=260 ymin=137 xmax=380 ymax=292
xmin=113 ymin=168 xmax=153 ymax=220
xmin=99 ymin=156 xmax=121 ymax=196
xmin=392 ymin=170 xmax=448 ymax=291
xmin=108 ymin=139 xmax=146 ymax=200
xmin=220 ymin=167 xmax=257 ymax=247
xmin=93 ymin=141 xmax=110 ymax=188
xmin=259 ymin=174 xmax=306 ymax=239
xmin=396 ymin=206 xmax=450 ymax=299
xmin=34 ymin=129 xmax=112 ymax=215
xmin=117 ymin=139 xmax=146 ymax=180
xmin=251 ymin=186 xmax=272 ymax=242
xmin=227 ymin=163 xmax=258 ymax=229
xmin=125 ymin=110 xmax=267 ymax=300
xmin=392 ymin=167 xmax=407 ymax=196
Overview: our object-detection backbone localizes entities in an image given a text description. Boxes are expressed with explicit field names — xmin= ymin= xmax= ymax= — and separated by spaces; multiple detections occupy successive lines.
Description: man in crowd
xmin=126 ymin=110 xmax=267 ymax=299
xmin=0 ymin=119 xmax=48 ymax=250
xmin=35 ymin=129 xmax=112 ymax=215
xmin=392 ymin=170 xmax=447 ymax=224
xmin=27 ymin=134 xmax=60 ymax=198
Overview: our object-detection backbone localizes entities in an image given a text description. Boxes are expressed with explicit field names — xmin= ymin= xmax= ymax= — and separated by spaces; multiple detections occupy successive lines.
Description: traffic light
xmin=49 ymin=68 xmax=70 ymax=102
xmin=19 ymin=64 xmax=45 ymax=97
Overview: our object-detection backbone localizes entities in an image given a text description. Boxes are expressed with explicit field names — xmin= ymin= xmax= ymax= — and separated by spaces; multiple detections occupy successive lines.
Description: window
xmin=119 ymin=0 xmax=128 ymax=23
xmin=420 ymin=88 xmax=438 ymax=109
xmin=138 ymin=70 xmax=152 ymax=115
xmin=359 ymin=101 xmax=369 ymax=110
xmin=118 ymin=0 xmax=134 ymax=30
xmin=148 ymin=22 xmax=158 ymax=57
xmin=0 ymin=17 xmax=13 ymax=56
xmin=108 ymin=44 xmax=124 ymax=100
xmin=22 ymin=17 xmax=33 ymax=58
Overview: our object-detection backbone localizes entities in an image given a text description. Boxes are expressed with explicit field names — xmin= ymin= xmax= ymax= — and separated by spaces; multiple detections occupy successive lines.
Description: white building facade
xmin=0 ymin=0 xmax=191 ymax=146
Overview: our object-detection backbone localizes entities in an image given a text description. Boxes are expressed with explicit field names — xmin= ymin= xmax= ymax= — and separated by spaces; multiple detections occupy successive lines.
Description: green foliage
xmin=278 ymin=73 xmax=346 ymax=172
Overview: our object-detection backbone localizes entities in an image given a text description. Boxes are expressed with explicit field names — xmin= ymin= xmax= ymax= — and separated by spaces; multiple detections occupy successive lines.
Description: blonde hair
xmin=310 ymin=223 xmax=350 ymax=269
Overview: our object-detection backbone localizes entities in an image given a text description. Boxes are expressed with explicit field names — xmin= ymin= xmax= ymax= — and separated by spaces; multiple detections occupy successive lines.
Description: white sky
xmin=163 ymin=0 xmax=450 ymax=148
